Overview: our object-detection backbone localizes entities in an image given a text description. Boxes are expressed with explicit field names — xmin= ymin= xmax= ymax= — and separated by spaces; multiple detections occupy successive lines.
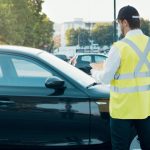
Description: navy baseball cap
xmin=117 ymin=5 xmax=140 ymax=20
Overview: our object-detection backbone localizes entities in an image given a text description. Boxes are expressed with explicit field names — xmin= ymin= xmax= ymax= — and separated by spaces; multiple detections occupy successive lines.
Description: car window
xmin=95 ymin=55 xmax=106 ymax=63
xmin=0 ymin=54 xmax=53 ymax=87
xmin=80 ymin=55 xmax=92 ymax=62
xmin=12 ymin=58 xmax=52 ymax=77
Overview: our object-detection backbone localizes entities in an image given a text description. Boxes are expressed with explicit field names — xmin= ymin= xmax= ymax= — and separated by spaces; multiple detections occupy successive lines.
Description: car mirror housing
xmin=45 ymin=76 xmax=65 ymax=90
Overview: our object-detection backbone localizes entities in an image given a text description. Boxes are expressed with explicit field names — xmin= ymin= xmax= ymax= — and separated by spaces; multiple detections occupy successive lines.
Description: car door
xmin=0 ymin=53 xmax=90 ymax=147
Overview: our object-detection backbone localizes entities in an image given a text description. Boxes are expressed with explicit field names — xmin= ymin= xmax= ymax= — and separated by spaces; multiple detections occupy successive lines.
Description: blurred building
xmin=54 ymin=18 xmax=95 ymax=47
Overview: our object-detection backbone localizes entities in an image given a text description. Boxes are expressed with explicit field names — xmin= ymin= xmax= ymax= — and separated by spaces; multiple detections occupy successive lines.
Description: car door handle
xmin=96 ymin=102 xmax=107 ymax=105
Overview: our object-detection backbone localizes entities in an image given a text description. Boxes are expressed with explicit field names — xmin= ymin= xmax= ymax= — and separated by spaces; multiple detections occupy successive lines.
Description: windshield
xmin=39 ymin=52 xmax=96 ymax=88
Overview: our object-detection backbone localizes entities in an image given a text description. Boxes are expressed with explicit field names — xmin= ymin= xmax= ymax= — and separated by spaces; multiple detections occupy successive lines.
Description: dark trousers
xmin=110 ymin=116 xmax=150 ymax=150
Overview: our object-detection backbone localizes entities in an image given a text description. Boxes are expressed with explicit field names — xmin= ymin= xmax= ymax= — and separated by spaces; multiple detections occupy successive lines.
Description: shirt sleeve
xmin=91 ymin=46 xmax=121 ymax=84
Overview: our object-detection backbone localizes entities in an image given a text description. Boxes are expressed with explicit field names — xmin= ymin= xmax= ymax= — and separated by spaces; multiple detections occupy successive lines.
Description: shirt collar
xmin=125 ymin=29 xmax=143 ymax=38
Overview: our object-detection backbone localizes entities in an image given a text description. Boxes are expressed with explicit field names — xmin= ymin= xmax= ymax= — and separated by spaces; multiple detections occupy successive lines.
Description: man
xmin=91 ymin=5 xmax=150 ymax=150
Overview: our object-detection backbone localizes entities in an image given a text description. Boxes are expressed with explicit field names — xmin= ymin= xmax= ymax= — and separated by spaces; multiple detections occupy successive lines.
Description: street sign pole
xmin=114 ymin=0 xmax=117 ymax=42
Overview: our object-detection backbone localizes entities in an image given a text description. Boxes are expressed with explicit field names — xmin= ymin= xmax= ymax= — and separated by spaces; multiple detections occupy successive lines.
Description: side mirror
xmin=45 ymin=76 xmax=65 ymax=89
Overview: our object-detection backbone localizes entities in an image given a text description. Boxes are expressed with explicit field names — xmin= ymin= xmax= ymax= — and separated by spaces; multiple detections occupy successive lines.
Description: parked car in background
xmin=69 ymin=53 xmax=107 ymax=74
xmin=0 ymin=45 xmax=140 ymax=149
xmin=54 ymin=54 xmax=69 ymax=62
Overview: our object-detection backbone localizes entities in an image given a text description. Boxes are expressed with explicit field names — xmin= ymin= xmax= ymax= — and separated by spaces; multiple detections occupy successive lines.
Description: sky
xmin=42 ymin=0 xmax=150 ymax=23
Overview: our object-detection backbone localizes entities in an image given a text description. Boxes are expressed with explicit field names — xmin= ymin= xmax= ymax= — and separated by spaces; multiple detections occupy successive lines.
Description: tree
xmin=76 ymin=28 xmax=90 ymax=47
xmin=0 ymin=0 xmax=24 ymax=44
xmin=0 ymin=0 xmax=54 ymax=50
xmin=66 ymin=28 xmax=90 ymax=47
xmin=92 ymin=23 xmax=113 ymax=47
xmin=66 ymin=28 xmax=78 ymax=46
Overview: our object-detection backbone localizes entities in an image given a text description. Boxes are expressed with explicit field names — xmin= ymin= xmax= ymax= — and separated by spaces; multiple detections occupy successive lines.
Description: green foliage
xmin=77 ymin=28 xmax=90 ymax=47
xmin=0 ymin=0 xmax=54 ymax=50
xmin=92 ymin=23 xmax=113 ymax=47
xmin=66 ymin=28 xmax=78 ymax=46
xmin=66 ymin=28 xmax=90 ymax=47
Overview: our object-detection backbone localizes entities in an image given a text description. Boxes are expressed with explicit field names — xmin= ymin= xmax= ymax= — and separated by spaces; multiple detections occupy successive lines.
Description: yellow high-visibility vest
xmin=110 ymin=34 xmax=150 ymax=119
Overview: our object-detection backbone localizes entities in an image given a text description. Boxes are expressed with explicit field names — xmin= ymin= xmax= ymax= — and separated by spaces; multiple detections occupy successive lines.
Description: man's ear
xmin=123 ymin=19 xmax=129 ymax=27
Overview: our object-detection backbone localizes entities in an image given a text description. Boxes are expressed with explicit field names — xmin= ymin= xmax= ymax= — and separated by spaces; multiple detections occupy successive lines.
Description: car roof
xmin=0 ymin=45 xmax=43 ymax=56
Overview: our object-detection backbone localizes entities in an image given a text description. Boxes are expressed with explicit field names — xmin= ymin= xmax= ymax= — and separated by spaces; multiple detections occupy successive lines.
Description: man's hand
xmin=90 ymin=62 xmax=104 ymax=71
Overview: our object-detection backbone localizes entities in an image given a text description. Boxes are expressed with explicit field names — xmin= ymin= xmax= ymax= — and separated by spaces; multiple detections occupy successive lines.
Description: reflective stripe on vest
xmin=112 ymin=38 xmax=150 ymax=93
xmin=111 ymin=84 xmax=150 ymax=93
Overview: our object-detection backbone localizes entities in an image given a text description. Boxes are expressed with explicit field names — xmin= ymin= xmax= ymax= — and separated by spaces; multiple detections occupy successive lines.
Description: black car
xmin=0 ymin=45 xmax=139 ymax=149
xmin=54 ymin=54 xmax=69 ymax=62
xmin=69 ymin=53 xmax=107 ymax=74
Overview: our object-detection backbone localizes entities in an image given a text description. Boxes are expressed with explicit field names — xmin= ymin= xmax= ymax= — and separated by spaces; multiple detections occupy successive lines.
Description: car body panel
xmin=0 ymin=88 xmax=90 ymax=146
